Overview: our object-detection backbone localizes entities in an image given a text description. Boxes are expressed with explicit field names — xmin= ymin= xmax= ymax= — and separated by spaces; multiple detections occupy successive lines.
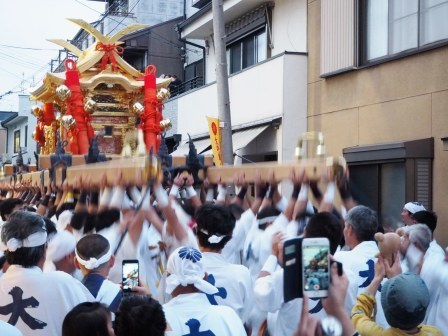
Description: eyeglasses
xmin=411 ymin=202 xmax=423 ymax=206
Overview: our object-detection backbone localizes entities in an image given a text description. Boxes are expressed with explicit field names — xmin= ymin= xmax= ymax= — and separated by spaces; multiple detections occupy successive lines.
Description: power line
xmin=0 ymin=44 xmax=58 ymax=51
xmin=108 ymin=0 xmax=143 ymax=35
xmin=0 ymin=50 xmax=46 ymax=69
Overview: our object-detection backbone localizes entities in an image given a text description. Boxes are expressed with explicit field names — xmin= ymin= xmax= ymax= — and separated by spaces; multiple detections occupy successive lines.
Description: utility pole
xmin=212 ymin=0 xmax=234 ymax=165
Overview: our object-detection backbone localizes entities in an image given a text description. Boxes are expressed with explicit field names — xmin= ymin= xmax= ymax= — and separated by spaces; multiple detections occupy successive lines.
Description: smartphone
xmin=302 ymin=237 xmax=330 ymax=299
xmin=122 ymin=259 xmax=139 ymax=292
xmin=283 ymin=237 xmax=303 ymax=302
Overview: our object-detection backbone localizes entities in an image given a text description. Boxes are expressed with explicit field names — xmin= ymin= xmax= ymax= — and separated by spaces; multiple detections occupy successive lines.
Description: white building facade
xmin=167 ymin=0 xmax=308 ymax=165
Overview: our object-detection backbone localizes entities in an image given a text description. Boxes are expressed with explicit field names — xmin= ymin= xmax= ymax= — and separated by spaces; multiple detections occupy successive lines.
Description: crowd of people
xmin=0 ymin=167 xmax=446 ymax=336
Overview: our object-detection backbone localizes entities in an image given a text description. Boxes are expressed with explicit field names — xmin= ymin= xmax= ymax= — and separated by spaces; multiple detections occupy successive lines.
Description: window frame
xmin=13 ymin=130 xmax=20 ymax=153
xmin=359 ymin=0 xmax=448 ymax=67
xmin=343 ymin=138 xmax=434 ymax=212
xmin=226 ymin=26 xmax=268 ymax=75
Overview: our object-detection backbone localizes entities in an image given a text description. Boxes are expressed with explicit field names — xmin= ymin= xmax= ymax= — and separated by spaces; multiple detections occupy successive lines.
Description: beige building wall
xmin=307 ymin=0 xmax=448 ymax=246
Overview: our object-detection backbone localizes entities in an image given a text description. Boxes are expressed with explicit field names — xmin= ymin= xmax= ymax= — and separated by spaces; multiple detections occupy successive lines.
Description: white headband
xmin=0 ymin=231 xmax=48 ymax=252
xmin=199 ymin=229 xmax=226 ymax=244
xmin=258 ymin=216 xmax=278 ymax=225
xmin=75 ymin=248 xmax=112 ymax=270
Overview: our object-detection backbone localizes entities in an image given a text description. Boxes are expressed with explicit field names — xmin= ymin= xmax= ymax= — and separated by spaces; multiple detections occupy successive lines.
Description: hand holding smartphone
xmin=122 ymin=259 xmax=139 ymax=292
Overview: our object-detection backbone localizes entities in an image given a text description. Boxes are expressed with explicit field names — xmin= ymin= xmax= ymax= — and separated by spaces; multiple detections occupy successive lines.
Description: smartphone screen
xmin=122 ymin=260 xmax=139 ymax=292
xmin=302 ymin=238 xmax=330 ymax=298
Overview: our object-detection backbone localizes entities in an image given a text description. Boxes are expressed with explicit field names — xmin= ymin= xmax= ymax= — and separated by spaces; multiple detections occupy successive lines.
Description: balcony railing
xmin=169 ymin=76 xmax=204 ymax=98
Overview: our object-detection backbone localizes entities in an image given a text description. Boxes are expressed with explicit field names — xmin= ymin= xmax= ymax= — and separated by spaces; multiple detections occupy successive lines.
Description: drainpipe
xmin=175 ymin=25 xmax=206 ymax=84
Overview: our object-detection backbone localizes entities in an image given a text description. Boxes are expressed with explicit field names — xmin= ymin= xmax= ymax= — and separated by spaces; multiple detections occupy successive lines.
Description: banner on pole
xmin=207 ymin=116 xmax=223 ymax=166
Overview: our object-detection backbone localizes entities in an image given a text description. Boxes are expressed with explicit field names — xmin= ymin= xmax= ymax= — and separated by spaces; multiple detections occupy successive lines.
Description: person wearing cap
xmin=162 ymin=246 xmax=246 ymax=335
xmin=75 ymin=234 xmax=122 ymax=313
xmin=0 ymin=211 xmax=94 ymax=336
xmin=194 ymin=204 xmax=252 ymax=324
xmin=351 ymin=254 xmax=441 ymax=335
xmin=334 ymin=205 xmax=388 ymax=327
xmin=401 ymin=202 xmax=426 ymax=226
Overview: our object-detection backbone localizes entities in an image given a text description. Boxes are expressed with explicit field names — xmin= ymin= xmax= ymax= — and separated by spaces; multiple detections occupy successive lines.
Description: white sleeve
xmin=270 ymin=213 xmax=289 ymax=233
xmin=222 ymin=209 xmax=257 ymax=263
xmin=253 ymin=268 xmax=284 ymax=313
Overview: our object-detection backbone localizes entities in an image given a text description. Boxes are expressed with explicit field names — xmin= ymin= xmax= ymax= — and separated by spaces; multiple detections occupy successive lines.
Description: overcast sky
xmin=0 ymin=0 xmax=106 ymax=111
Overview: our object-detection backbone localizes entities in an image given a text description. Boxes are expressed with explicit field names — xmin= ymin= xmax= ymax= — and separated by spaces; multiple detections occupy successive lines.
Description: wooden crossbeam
xmin=205 ymin=157 xmax=346 ymax=184
xmin=19 ymin=170 xmax=50 ymax=186
xmin=64 ymin=156 xmax=161 ymax=186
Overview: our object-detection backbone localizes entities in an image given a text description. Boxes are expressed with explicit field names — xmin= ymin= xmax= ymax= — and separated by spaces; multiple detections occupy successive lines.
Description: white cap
xmin=404 ymin=202 xmax=426 ymax=214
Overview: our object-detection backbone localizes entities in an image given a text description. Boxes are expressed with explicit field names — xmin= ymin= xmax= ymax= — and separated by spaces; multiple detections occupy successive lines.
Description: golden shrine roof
xmin=29 ymin=19 xmax=171 ymax=102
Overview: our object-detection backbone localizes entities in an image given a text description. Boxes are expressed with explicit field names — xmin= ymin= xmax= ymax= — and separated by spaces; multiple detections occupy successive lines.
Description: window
xmin=104 ymin=126 xmax=113 ymax=137
xmin=227 ymin=28 xmax=267 ymax=74
xmin=349 ymin=162 xmax=406 ymax=228
xmin=14 ymin=130 xmax=20 ymax=153
xmin=362 ymin=0 xmax=448 ymax=62
xmin=25 ymin=126 xmax=28 ymax=147
xmin=344 ymin=138 xmax=433 ymax=230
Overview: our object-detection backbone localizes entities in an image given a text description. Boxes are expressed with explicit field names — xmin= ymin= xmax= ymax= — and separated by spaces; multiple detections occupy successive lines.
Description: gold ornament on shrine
xmin=157 ymin=88 xmax=170 ymax=102
xmin=61 ymin=115 xmax=76 ymax=130
xmin=132 ymin=102 xmax=145 ymax=115
xmin=31 ymin=105 xmax=43 ymax=118
xmin=84 ymin=99 xmax=97 ymax=114
xmin=56 ymin=85 xmax=71 ymax=101
xmin=159 ymin=119 xmax=172 ymax=131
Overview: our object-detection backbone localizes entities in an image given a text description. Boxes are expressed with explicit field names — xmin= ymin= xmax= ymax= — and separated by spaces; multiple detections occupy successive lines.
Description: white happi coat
xmin=201 ymin=252 xmax=252 ymax=323
xmin=106 ymin=220 xmax=162 ymax=294
xmin=334 ymin=240 xmax=388 ymax=328
xmin=0 ymin=265 xmax=94 ymax=336
xmin=0 ymin=320 xmax=22 ymax=336
xmin=421 ymin=251 xmax=448 ymax=335
xmin=163 ymin=293 xmax=246 ymax=336
xmin=254 ymin=265 xmax=358 ymax=336
xmin=222 ymin=209 xmax=256 ymax=264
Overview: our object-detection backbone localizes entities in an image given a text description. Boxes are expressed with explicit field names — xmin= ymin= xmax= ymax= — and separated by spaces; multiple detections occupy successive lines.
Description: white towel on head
xmin=165 ymin=246 xmax=218 ymax=295
xmin=44 ymin=230 xmax=76 ymax=272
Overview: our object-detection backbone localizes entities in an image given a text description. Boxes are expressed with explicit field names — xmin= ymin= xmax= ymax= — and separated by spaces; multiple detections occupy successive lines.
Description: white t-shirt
xmin=163 ymin=293 xmax=246 ymax=336
xmin=0 ymin=265 xmax=94 ymax=336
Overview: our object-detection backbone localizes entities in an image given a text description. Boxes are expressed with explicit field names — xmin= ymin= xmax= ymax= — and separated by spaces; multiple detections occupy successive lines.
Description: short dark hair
xmin=95 ymin=209 xmax=121 ymax=232
xmin=195 ymin=204 xmax=235 ymax=250
xmin=70 ymin=211 xmax=96 ymax=234
xmin=226 ymin=203 xmax=245 ymax=221
xmin=345 ymin=205 xmax=378 ymax=242
xmin=305 ymin=212 xmax=343 ymax=255
xmin=0 ymin=198 xmax=24 ymax=221
xmin=62 ymin=302 xmax=111 ymax=336
xmin=1 ymin=211 xmax=47 ymax=267
xmin=76 ymin=234 xmax=110 ymax=270
xmin=411 ymin=210 xmax=437 ymax=233
xmin=114 ymin=294 xmax=166 ymax=336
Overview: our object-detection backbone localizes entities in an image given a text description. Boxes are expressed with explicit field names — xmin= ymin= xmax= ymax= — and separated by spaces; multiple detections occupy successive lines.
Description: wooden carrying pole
xmin=205 ymin=157 xmax=347 ymax=184
xmin=63 ymin=156 xmax=161 ymax=186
